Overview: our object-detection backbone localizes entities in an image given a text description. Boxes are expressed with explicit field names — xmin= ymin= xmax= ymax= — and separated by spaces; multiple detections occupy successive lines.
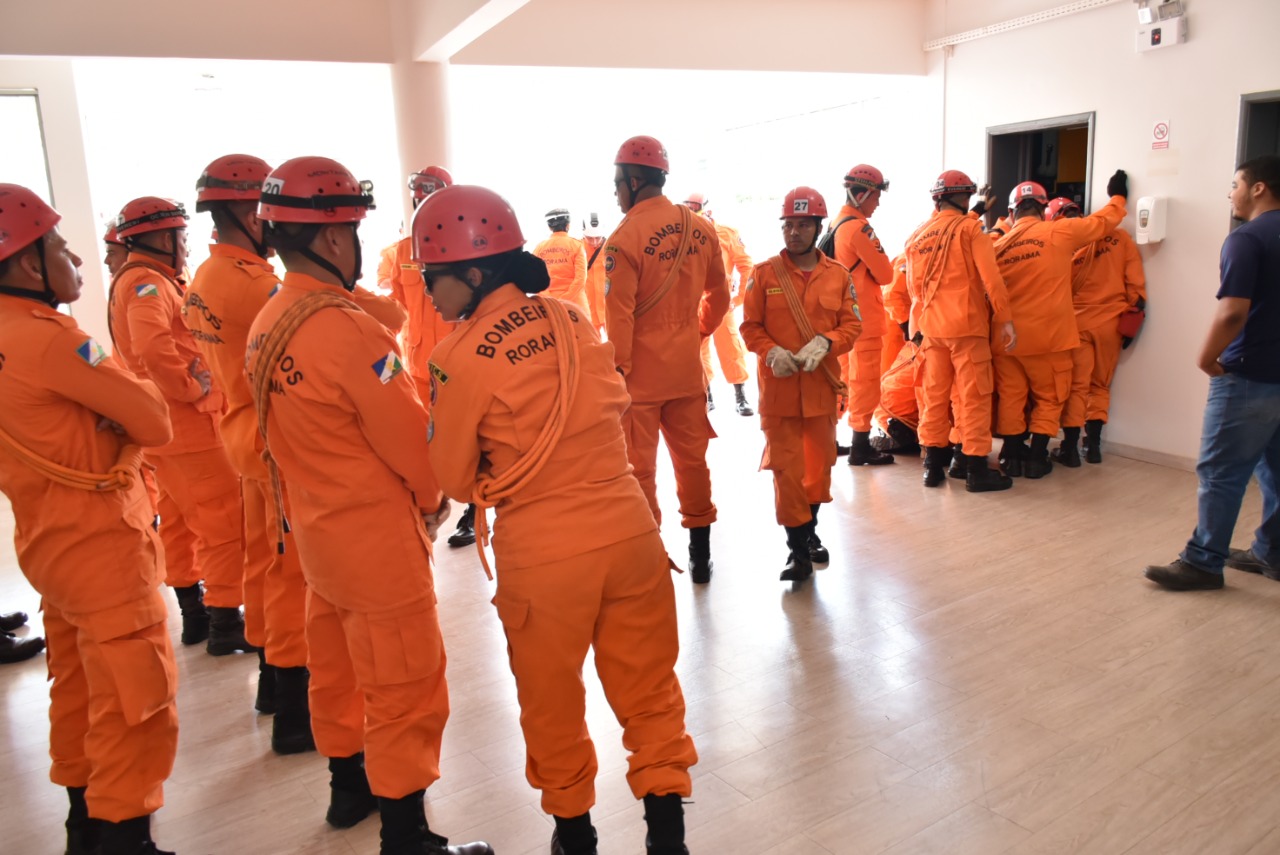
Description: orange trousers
xmin=305 ymin=589 xmax=449 ymax=798
xmin=760 ymin=414 xmax=837 ymax=527
xmin=623 ymin=395 xmax=717 ymax=529
xmin=699 ymin=307 xmax=750 ymax=386
xmin=918 ymin=335 xmax=995 ymax=457
xmin=874 ymin=341 xmax=923 ymax=431
xmin=241 ymin=478 xmax=308 ymax=668
xmin=882 ymin=330 xmax=906 ymax=377
xmin=994 ymin=351 xmax=1073 ymax=437
xmin=149 ymin=448 xmax=244 ymax=607
xmin=844 ymin=337 xmax=884 ymax=432
xmin=45 ymin=596 xmax=178 ymax=822
xmin=1064 ymin=321 xmax=1124 ymax=426
xmin=491 ymin=531 xmax=696 ymax=817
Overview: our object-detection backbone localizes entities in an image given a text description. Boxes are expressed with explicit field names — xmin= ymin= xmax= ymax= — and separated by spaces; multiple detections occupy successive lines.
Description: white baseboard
xmin=1105 ymin=442 xmax=1196 ymax=472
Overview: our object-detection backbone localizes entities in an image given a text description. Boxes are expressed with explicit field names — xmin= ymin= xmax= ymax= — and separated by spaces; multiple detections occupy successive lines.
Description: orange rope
xmin=905 ymin=213 xmax=969 ymax=326
xmin=768 ymin=258 xmax=848 ymax=396
xmin=0 ymin=423 xmax=145 ymax=491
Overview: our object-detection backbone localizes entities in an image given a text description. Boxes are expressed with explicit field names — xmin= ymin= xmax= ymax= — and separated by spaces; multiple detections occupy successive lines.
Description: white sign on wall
xmin=1152 ymin=120 xmax=1171 ymax=150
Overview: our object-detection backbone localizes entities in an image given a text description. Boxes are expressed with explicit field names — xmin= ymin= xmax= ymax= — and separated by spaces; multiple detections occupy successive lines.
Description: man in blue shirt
xmin=1147 ymin=155 xmax=1280 ymax=590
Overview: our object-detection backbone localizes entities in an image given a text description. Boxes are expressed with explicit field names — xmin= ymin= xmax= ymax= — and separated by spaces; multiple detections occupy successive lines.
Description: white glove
xmin=794 ymin=335 xmax=831 ymax=372
xmin=422 ymin=498 xmax=453 ymax=543
xmin=765 ymin=346 xmax=800 ymax=378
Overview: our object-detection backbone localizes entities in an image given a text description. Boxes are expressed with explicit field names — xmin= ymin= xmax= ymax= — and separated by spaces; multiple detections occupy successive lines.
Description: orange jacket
xmin=904 ymin=209 xmax=1012 ymax=339
xmin=533 ymin=232 xmax=590 ymax=311
xmin=0 ymin=294 xmax=172 ymax=620
xmin=714 ymin=222 xmax=755 ymax=308
xmin=583 ymin=238 xmax=608 ymax=329
xmin=833 ymin=205 xmax=894 ymax=338
xmin=378 ymin=237 xmax=451 ymax=381
xmin=245 ymin=272 xmax=442 ymax=611
xmin=108 ymin=252 xmax=225 ymax=455
xmin=428 ymin=284 xmax=657 ymax=570
xmin=992 ymin=196 xmax=1127 ymax=355
xmin=883 ymin=254 xmax=911 ymax=325
xmin=604 ymin=196 xmax=730 ymax=403
xmin=1072 ymin=226 xmax=1147 ymax=330
xmin=740 ymin=251 xmax=862 ymax=418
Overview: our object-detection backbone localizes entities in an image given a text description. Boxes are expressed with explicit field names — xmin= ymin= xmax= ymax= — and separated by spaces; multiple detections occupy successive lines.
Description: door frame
xmin=1237 ymin=89 xmax=1280 ymax=165
xmin=986 ymin=111 xmax=1096 ymax=213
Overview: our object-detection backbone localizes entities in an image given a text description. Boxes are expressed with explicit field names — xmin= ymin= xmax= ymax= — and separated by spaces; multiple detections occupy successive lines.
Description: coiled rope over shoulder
xmin=0 ymin=423 xmax=145 ymax=491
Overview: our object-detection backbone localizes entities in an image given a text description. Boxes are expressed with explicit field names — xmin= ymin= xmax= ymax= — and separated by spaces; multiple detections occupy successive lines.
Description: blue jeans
xmin=1181 ymin=373 xmax=1280 ymax=573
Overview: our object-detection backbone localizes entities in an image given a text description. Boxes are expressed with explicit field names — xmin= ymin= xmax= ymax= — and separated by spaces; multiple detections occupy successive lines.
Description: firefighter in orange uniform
xmin=606 ymin=136 xmax=730 ymax=583
xmin=1045 ymin=196 xmax=1147 ymax=465
xmin=0 ymin=186 xmax=178 ymax=855
xmin=377 ymin=165 xmax=479 ymax=550
xmin=533 ymin=208 xmax=590 ymax=311
xmin=684 ymin=192 xmax=756 ymax=416
xmin=880 ymin=254 xmax=910 ymax=374
xmin=904 ymin=170 xmax=1016 ymax=492
xmin=103 ymin=223 xmax=128 ymax=278
xmin=416 ymin=184 xmax=697 ymax=855
xmin=107 ymin=197 xmax=253 ymax=655
xmin=581 ymin=212 xmax=608 ymax=333
xmin=741 ymin=187 xmax=862 ymax=583
xmin=246 ymin=158 xmax=491 ymax=855
xmin=991 ymin=173 xmax=1128 ymax=478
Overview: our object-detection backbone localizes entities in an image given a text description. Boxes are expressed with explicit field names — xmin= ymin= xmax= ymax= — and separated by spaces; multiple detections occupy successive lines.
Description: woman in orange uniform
xmin=741 ymin=187 xmax=862 ymax=583
xmin=415 ymin=185 xmax=698 ymax=855
xmin=0 ymin=186 xmax=178 ymax=855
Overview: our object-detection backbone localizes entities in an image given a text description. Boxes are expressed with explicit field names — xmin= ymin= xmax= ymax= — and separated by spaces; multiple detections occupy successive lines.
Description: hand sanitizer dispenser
xmin=1135 ymin=196 xmax=1166 ymax=245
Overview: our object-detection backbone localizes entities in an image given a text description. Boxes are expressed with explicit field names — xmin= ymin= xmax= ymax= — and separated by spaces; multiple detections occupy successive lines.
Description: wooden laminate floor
xmin=2 ymin=401 xmax=1277 ymax=855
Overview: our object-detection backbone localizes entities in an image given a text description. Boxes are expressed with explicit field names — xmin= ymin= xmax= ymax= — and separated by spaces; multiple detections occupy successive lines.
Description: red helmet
xmin=780 ymin=187 xmax=828 ymax=219
xmin=116 ymin=196 xmax=189 ymax=239
xmin=1045 ymin=197 xmax=1082 ymax=220
xmin=103 ymin=222 xmax=123 ymax=246
xmin=614 ymin=135 xmax=670 ymax=173
xmin=258 ymin=156 xmax=375 ymax=224
xmin=410 ymin=185 xmax=526 ymax=264
xmin=1009 ymin=181 xmax=1049 ymax=208
xmin=931 ymin=170 xmax=978 ymax=200
xmin=408 ymin=165 xmax=453 ymax=196
xmin=0 ymin=184 xmax=61 ymax=262
xmin=684 ymin=192 xmax=709 ymax=211
xmin=844 ymin=164 xmax=889 ymax=192
xmin=195 ymin=154 xmax=272 ymax=212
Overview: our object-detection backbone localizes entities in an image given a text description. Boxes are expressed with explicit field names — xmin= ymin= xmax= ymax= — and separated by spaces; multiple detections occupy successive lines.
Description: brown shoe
xmin=0 ymin=611 xmax=28 ymax=632
xmin=1144 ymin=559 xmax=1224 ymax=591
xmin=1226 ymin=548 xmax=1280 ymax=580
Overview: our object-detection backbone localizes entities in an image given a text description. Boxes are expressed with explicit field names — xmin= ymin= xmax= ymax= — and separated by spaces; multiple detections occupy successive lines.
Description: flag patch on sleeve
xmin=372 ymin=351 xmax=404 ymax=384
xmin=76 ymin=337 xmax=108 ymax=367
xmin=135 ymin=284 xmax=159 ymax=297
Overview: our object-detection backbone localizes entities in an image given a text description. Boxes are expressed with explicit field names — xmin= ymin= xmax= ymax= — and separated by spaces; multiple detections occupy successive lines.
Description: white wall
xmin=930 ymin=0 xmax=1280 ymax=464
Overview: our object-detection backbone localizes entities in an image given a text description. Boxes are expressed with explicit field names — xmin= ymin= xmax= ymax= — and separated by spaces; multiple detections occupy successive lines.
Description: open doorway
xmin=986 ymin=112 xmax=1094 ymax=225
xmin=1238 ymin=90 xmax=1280 ymax=162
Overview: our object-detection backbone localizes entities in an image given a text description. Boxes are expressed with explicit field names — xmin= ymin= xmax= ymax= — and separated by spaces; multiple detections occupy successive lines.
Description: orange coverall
xmin=533 ymin=231 xmax=590 ymax=312
xmin=583 ymin=237 xmax=608 ymax=332
xmin=1065 ymin=226 xmax=1146 ymax=426
xmin=108 ymin=252 xmax=243 ymax=609
xmin=379 ymin=237 xmax=453 ymax=404
xmin=428 ymin=283 xmax=696 ymax=817
xmin=832 ymin=205 xmax=894 ymax=431
xmin=991 ymin=197 xmax=1126 ymax=437
xmin=904 ymin=209 xmax=1013 ymax=457
xmin=880 ymin=255 xmax=910 ymax=374
xmin=246 ymin=272 xmax=448 ymax=799
xmin=0 ymin=295 xmax=178 ymax=823
xmin=699 ymin=221 xmax=753 ymax=386
xmin=741 ymin=254 xmax=861 ymax=526
xmin=604 ymin=197 xmax=730 ymax=527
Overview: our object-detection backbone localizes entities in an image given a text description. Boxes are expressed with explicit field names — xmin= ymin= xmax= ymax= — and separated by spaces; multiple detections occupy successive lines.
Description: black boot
xmin=706 ymin=388 xmax=715 ymax=412
xmin=999 ymin=434 xmax=1028 ymax=478
xmin=0 ymin=631 xmax=44 ymax=663
xmin=643 ymin=793 xmax=689 ymax=855
xmin=255 ymin=649 xmax=277 ymax=715
xmin=965 ymin=454 xmax=1014 ymax=493
xmin=1050 ymin=427 xmax=1083 ymax=468
xmin=326 ymin=753 xmax=376 ymax=828
xmin=378 ymin=790 xmax=494 ymax=855
xmin=206 ymin=606 xmax=256 ymax=656
xmin=1024 ymin=433 xmax=1053 ymax=479
xmin=922 ymin=445 xmax=951 ymax=487
xmin=65 ymin=786 xmax=101 ymax=855
xmin=0 ymin=610 xmax=28 ymax=632
xmin=1084 ymin=419 xmax=1104 ymax=464
xmin=733 ymin=383 xmax=754 ymax=417
xmin=99 ymin=815 xmax=172 ymax=855
xmin=780 ymin=526 xmax=813 ymax=582
xmin=848 ymin=430 xmax=894 ymax=465
xmin=807 ymin=504 xmax=829 ymax=564
xmin=688 ymin=525 xmax=712 ymax=584
xmin=447 ymin=504 xmax=477 ymax=548
xmin=550 ymin=812 xmax=598 ymax=855
xmin=272 ymin=666 xmax=316 ymax=755
xmin=884 ymin=418 xmax=921 ymax=455
xmin=172 ymin=584 xmax=209 ymax=646
xmin=946 ymin=443 xmax=968 ymax=479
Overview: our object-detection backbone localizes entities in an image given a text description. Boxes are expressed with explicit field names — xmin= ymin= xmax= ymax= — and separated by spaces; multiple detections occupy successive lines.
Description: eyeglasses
xmin=422 ymin=268 xmax=450 ymax=293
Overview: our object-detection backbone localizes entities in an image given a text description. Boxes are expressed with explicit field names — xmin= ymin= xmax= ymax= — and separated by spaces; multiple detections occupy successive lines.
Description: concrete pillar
xmin=390 ymin=59 xmax=451 ymax=229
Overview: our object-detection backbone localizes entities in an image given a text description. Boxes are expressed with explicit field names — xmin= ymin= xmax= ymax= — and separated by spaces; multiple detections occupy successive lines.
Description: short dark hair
xmin=208 ymin=200 xmax=257 ymax=235
xmin=1238 ymin=155 xmax=1280 ymax=198
xmin=623 ymin=164 xmax=667 ymax=190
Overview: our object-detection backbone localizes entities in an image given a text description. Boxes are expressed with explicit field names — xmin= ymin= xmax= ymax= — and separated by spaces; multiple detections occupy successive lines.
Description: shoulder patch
xmin=428 ymin=361 xmax=449 ymax=386
xmin=861 ymin=223 xmax=875 ymax=237
xmin=765 ymin=287 xmax=783 ymax=295
xmin=427 ymin=414 xmax=435 ymax=443
xmin=76 ymin=337 xmax=108 ymax=367
xmin=604 ymin=254 xmax=615 ymax=274
xmin=372 ymin=351 xmax=404 ymax=384
xmin=268 ymin=283 xmax=281 ymax=298
xmin=746 ymin=277 xmax=754 ymax=292
xmin=135 ymin=283 xmax=159 ymax=297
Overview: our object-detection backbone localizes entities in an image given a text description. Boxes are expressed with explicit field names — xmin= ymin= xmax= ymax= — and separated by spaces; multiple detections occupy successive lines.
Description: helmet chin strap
xmin=300 ymin=225 xmax=363 ymax=292
xmin=0 ymin=237 xmax=58 ymax=307
xmin=226 ymin=209 xmax=269 ymax=259
xmin=938 ymin=195 xmax=969 ymax=214
xmin=129 ymin=232 xmax=180 ymax=272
